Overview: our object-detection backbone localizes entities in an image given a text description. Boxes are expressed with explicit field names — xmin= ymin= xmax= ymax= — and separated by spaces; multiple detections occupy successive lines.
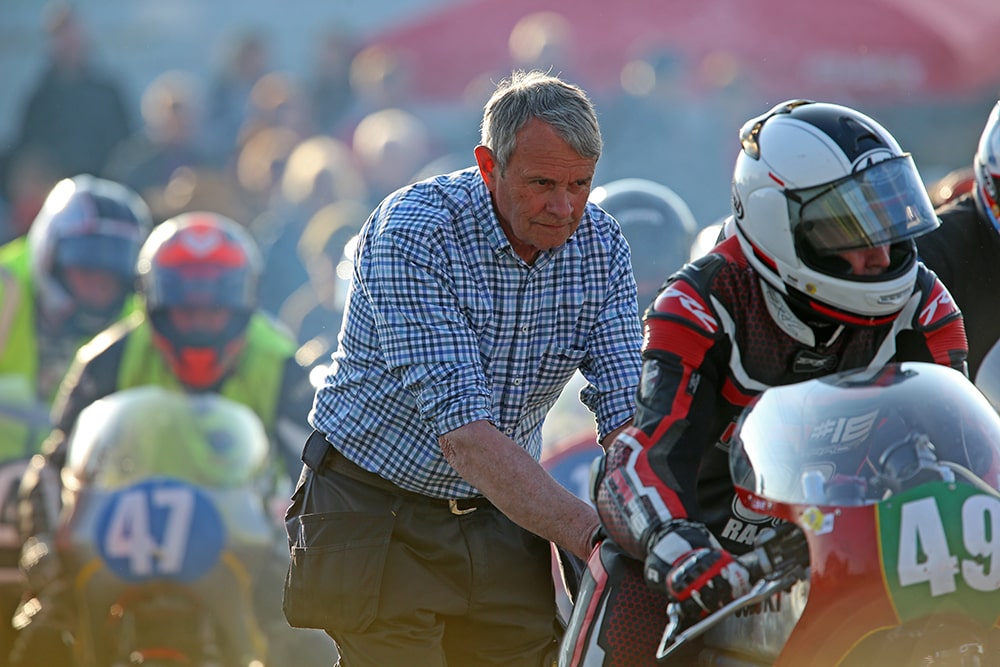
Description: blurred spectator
xmin=409 ymin=151 xmax=475 ymax=183
xmin=308 ymin=27 xmax=358 ymax=135
xmin=276 ymin=199 xmax=369 ymax=344
xmin=597 ymin=47 xmax=734 ymax=224
xmin=1 ymin=2 xmax=132 ymax=193
xmin=203 ymin=29 xmax=270 ymax=167
xmin=0 ymin=151 xmax=60 ymax=244
xmin=234 ymin=125 xmax=301 ymax=218
xmin=351 ymin=106 xmax=437 ymax=202
xmin=251 ymin=135 xmax=368 ymax=320
xmin=237 ymin=71 xmax=315 ymax=151
xmin=332 ymin=41 xmax=415 ymax=141
xmin=145 ymin=166 xmax=257 ymax=227
xmin=103 ymin=70 xmax=210 ymax=202
xmin=508 ymin=11 xmax=576 ymax=82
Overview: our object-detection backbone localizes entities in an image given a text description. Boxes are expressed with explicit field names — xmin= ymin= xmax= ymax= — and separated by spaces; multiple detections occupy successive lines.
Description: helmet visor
xmin=55 ymin=235 xmax=141 ymax=279
xmin=789 ymin=155 xmax=939 ymax=255
xmin=149 ymin=264 xmax=254 ymax=310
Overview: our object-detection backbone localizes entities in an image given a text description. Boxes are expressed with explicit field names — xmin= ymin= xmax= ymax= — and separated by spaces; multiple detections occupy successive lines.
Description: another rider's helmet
xmin=589 ymin=178 xmax=698 ymax=308
xmin=973 ymin=100 xmax=1000 ymax=235
xmin=137 ymin=212 xmax=261 ymax=390
xmin=27 ymin=175 xmax=152 ymax=336
xmin=730 ymin=99 xmax=940 ymax=327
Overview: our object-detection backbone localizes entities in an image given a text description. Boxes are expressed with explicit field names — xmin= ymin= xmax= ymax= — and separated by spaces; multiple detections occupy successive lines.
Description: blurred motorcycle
xmin=43 ymin=385 xmax=283 ymax=666
xmin=658 ymin=361 xmax=1000 ymax=666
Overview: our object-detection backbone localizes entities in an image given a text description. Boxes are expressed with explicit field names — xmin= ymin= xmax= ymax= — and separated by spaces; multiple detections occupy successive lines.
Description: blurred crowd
xmin=0 ymin=3 xmax=480 ymax=362
xmin=0 ymin=3 xmax=787 ymax=359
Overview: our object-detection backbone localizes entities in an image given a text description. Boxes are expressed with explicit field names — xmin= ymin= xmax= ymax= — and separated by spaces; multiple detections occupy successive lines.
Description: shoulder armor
xmin=649 ymin=253 xmax=727 ymax=336
xmin=913 ymin=264 xmax=961 ymax=331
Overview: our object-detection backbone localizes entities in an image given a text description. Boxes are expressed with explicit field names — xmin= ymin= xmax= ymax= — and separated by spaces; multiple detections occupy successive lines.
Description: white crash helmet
xmin=973 ymin=100 xmax=1000 ymax=235
xmin=731 ymin=99 xmax=939 ymax=327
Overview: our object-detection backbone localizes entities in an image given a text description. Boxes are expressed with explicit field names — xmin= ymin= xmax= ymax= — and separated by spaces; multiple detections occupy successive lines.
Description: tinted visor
xmin=149 ymin=264 xmax=253 ymax=309
xmin=55 ymin=235 xmax=140 ymax=279
xmin=789 ymin=155 xmax=939 ymax=255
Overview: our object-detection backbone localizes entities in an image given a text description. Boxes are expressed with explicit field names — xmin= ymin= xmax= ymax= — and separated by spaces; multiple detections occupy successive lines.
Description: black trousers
xmin=284 ymin=431 xmax=559 ymax=667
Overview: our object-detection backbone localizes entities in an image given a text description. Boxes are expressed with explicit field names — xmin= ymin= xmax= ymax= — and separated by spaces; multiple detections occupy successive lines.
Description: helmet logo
xmin=731 ymin=186 xmax=745 ymax=220
xmin=180 ymin=226 xmax=224 ymax=257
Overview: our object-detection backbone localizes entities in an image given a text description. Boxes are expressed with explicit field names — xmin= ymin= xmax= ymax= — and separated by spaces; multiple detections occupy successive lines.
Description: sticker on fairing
xmin=95 ymin=477 xmax=226 ymax=583
xmin=877 ymin=481 xmax=1000 ymax=627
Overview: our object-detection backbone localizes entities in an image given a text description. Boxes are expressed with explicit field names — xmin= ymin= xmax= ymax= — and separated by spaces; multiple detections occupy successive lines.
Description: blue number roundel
xmin=95 ymin=477 xmax=226 ymax=583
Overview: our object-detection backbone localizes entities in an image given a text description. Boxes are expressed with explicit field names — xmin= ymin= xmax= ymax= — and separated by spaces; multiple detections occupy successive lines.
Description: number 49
xmin=897 ymin=495 xmax=1000 ymax=597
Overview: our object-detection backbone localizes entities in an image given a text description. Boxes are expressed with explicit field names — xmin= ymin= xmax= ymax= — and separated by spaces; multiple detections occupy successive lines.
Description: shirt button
xmin=505 ymin=427 xmax=514 ymax=435
xmin=521 ymin=325 xmax=529 ymax=333
xmin=513 ymin=378 xmax=522 ymax=385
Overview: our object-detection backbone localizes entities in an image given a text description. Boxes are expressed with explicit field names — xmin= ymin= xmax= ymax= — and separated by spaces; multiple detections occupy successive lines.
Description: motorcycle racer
xmin=560 ymin=100 xmax=969 ymax=666
xmin=10 ymin=212 xmax=325 ymax=667
xmin=917 ymin=99 xmax=1000 ymax=379
xmin=0 ymin=174 xmax=151 ymax=403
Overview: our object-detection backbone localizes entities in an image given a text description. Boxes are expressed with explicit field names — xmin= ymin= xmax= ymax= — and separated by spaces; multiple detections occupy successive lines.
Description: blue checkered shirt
xmin=310 ymin=168 xmax=642 ymax=498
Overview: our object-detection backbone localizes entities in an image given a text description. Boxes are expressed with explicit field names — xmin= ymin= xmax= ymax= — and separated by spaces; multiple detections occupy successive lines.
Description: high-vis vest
xmin=117 ymin=311 xmax=296 ymax=428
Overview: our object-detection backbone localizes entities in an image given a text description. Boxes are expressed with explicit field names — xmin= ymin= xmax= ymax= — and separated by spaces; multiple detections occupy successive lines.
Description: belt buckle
xmin=449 ymin=498 xmax=478 ymax=515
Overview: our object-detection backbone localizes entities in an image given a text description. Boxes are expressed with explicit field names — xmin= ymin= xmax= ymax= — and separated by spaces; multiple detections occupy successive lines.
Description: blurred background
xmin=7 ymin=0 xmax=1000 ymax=230
xmin=2 ymin=0 xmax=1000 ymax=349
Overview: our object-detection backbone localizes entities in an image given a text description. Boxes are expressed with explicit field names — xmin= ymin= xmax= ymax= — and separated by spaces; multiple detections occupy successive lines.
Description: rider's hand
xmin=661 ymin=547 xmax=752 ymax=618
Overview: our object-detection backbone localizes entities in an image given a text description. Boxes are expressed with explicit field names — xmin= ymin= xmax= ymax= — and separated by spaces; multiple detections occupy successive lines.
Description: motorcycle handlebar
xmin=657 ymin=523 xmax=809 ymax=662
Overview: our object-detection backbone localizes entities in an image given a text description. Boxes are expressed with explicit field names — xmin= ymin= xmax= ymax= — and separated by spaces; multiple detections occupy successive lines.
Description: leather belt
xmin=303 ymin=431 xmax=493 ymax=515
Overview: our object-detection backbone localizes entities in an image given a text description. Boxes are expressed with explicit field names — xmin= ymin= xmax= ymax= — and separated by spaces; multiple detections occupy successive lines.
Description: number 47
xmin=103 ymin=486 xmax=196 ymax=576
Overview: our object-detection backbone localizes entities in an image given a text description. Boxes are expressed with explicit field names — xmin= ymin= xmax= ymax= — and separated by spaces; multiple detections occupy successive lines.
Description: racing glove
xmin=664 ymin=547 xmax=752 ymax=616
xmin=643 ymin=520 xmax=752 ymax=617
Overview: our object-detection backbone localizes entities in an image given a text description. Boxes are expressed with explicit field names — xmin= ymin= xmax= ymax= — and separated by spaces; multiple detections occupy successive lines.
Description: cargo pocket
xmin=283 ymin=507 xmax=396 ymax=632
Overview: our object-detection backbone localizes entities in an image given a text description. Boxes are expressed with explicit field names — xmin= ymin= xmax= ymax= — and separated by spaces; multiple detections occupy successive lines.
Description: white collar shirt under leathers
xmin=310 ymin=167 xmax=642 ymax=499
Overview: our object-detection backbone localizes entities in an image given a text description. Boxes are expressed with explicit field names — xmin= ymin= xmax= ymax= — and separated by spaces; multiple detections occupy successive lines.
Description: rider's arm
xmin=47 ymin=327 xmax=128 ymax=458
xmin=595 ymin=266 xmax=727 ymax=563
xmin=895 ymin=265 xmax=968 ymax=375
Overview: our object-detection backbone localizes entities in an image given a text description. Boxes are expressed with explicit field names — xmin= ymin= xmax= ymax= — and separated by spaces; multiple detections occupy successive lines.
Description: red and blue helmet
xmin=137 ymin=212 xmax=261 ymax=389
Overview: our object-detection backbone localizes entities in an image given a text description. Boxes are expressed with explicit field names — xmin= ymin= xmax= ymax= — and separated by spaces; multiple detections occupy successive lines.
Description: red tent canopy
xmin=367 ymin=0 xmax=1000 ymax=103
